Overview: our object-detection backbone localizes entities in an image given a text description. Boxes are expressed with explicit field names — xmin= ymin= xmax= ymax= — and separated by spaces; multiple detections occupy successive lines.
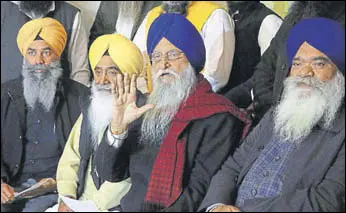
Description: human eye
xmin=27 ymin=50 xmax=35 ymax=56
xmin=42 ymin=50 xmax=52 ymax=57
xmin=151 ymin=52 xmax=161 ymax=62
xmin=94 ymin=69 xmax=102 ymax=76
xmin=292 ymin=61 xmax=301 ymax=67
xmin=313 ymin=61 xmax=326 ymax=69
xmin=167 ymin=50 xmax=180 ymax=60
xmin=107 ymin=68 xmax=119 ymax=77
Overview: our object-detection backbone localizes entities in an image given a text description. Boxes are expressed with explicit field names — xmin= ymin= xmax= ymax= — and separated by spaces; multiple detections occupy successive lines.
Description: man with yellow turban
xmin=47 ymin=34 xmax=146 ymax=212
xmin=1 ymin=18 xmax=88 ymax=212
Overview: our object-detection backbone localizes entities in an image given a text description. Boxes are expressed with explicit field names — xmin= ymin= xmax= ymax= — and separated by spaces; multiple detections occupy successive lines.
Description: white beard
xmin=88 ymin=81 xmax=114 ymax=149
xmin=140 ymin=64 xmax=197 ymax=145
xmin=274 ymin=71 xmax=345 ymax=142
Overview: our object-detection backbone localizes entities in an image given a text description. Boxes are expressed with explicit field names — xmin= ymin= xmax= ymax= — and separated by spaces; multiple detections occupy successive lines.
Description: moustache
xmin=94 ymin=83 xmax=112 ymax=92
xmin=154 ymin=69 xmax=180 ymax=79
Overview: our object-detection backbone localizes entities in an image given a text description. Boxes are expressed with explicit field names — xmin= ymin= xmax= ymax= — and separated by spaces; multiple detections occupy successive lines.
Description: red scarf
xmin=144 ymin=76 xmax=251 ymax=208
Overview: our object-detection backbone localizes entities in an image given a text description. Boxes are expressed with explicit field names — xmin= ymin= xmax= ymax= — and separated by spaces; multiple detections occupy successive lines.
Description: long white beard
xmin=116 ymin=1 xmax=144 ymax=39
xmin=274 ymin=71 xmax=345 ymax=142
xmin=140 ymin=64 xmax=197 ymax=145
xmin=88 ymin=82 xmax=114 ymax=149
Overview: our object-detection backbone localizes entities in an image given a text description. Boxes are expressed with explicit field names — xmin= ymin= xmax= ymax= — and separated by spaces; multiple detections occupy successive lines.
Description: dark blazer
xmin=95 ymin=113 xmax=243 ymax=211
xmin=199 ymin=106 xmax=345 ymax=212
xmin=1 ymin=77 xmax=88 ymax=184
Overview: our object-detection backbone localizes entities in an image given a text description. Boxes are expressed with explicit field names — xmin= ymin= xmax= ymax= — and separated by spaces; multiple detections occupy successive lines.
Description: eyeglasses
xmin=150 ymin=49 xmax=184 ymax=64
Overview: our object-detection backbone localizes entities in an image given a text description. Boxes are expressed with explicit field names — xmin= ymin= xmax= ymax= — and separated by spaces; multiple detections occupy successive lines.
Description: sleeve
xmin=56 ymin=115 xmax=83 ymax=198
xmin=240 ymin=142 xmax=345 ymax=212
xmin=164 ymin=114 xmax=242 ymax=212
xmin=258 ymin=14 xmax=282 ymax=55
xmin=95 ymin=122 xmax=141 ymax=183
xmin=201 ymin=9 xmax=236 ymax=92
xmin=253 ymin=23 xmax=288 ymax=119
xmin=132 ymin=14 xmax=148 ymax=53
xmin=68 ymin=12 xmax=91 ymax=87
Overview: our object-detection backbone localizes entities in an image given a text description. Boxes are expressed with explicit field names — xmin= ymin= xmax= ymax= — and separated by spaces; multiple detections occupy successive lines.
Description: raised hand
xmin=110 ymin=73 xmax=154 ymax=134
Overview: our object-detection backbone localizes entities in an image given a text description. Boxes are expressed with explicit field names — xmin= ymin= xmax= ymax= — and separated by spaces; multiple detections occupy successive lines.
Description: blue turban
xmin=287 ymin=17 xmax=345 ymax=74
xmin=147 ymin=13 xmax=206 ymax=72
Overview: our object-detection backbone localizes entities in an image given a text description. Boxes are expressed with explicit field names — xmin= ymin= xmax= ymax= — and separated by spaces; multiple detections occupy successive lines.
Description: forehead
xmin=294 ymin=42 xmax=330 ymax=60
xmin=153 ymin=37 xmax=182 ymax=53
xmin=28 ymin=40 xmax=51 ymax=50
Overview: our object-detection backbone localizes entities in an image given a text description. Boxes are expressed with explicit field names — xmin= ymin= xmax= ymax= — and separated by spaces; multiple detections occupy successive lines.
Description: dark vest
xmin=1 ymin=1 xmax=79 ymax=84
xmin=219 ymin=2 xmax=281 ymax=94
xmin=19 ymin=103 xmax=61 ymax=183
xmin=75 ymin=90 xmax=147 ymax=199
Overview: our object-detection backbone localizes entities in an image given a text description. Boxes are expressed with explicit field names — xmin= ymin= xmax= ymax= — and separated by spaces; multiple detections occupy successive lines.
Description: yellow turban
xmin=89 ymin=34 xmax=143 ymax=76
xmin=17 ymin=17 xmax=67 ymax=57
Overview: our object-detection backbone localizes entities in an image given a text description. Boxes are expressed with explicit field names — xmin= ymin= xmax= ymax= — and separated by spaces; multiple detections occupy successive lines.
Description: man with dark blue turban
xmin=94 ymin=13 xmax=251 ymax=212
xmin=199 ymin=17 xmax=345 ymax=212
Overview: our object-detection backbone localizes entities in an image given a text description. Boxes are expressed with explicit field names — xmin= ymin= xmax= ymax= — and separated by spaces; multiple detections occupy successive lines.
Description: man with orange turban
xmin=1 ymin=18 xmax=88 ymax=212
xmin=47 ymin=34 xmax=147 ymax=212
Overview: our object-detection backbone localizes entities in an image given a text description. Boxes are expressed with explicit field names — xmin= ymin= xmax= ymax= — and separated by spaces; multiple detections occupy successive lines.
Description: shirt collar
xmin=11 ymin=1 xmax=55 ymax=19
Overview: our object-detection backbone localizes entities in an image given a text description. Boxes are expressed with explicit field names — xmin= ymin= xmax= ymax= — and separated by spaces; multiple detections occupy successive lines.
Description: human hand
xmin=211 ymin=204 xmax=241 ymax=212
xmin=58 ymin=200 xmax=73 ymax=212
xmin=110 ymin=73 xmax=154 ymax=134
xmin=1 ymin=183 xmax=15 ymax=204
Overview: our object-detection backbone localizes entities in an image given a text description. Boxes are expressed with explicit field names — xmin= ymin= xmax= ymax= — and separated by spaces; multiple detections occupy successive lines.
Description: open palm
xmin=110 ymin=73 xmax=154 ymax=134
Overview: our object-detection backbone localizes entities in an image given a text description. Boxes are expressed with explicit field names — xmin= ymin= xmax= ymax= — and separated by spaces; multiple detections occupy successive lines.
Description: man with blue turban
xmin=199 ymin=17 xmax=345 ymax=212
xmin=94 ymin=14 xmax=251 ymax=211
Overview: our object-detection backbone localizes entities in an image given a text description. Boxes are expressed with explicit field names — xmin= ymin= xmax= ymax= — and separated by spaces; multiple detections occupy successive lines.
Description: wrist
xmin=110 ymin=125 xmax=128 ymax=135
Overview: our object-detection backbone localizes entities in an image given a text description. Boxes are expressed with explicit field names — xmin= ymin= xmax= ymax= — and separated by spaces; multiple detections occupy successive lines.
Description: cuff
xmin=106 ymin=127 xmax=128 ymax=148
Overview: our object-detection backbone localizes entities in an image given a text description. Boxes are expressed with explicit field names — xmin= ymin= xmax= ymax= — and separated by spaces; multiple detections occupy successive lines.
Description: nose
xmin=97 ymin=72 xmax=110 ymax=85
xmin=157 ymin=57 xmax=171 ymax=70
xmin=299 ymin=64 xmax=314 ymax=77
xmin=33 ymin=54 xmax=44 ymax=65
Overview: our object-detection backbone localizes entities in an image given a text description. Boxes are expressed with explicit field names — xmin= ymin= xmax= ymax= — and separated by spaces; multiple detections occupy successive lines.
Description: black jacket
xmin=1 ymin=77 xmax=88 ymax=184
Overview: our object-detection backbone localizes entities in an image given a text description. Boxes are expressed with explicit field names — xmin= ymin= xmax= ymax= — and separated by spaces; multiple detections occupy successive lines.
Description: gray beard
xmin=22 ymin=60 xmax=63 ymax=112
xmin=162 ymin=1 xmax=189 ymax=15
xmin=88 ymin=81 xmax=113 ymax=150
xmin=274 ymin=71 xmax=345 ymax=143
xmin=140 ymin=64 xmax=197 ymax=145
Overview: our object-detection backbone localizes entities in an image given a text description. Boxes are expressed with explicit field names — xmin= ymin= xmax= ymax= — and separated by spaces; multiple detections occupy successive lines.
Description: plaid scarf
xmin=143 ymin=76 xmax=251 ymax=210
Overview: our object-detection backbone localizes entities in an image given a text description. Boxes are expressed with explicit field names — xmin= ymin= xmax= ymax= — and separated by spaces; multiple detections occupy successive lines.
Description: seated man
xmin=1 ymin=18 xmax=88 ymax=212
xmin=47 ymin=34 xmax=145 ymax=212
xmin=199 ymin=17 xmax=345 ymax=212
xmin=95 ymin=14 xmax=251 ymax=212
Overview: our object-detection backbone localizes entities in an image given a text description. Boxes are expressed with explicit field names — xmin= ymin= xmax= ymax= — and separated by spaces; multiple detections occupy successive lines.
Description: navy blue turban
xmin=287 ymin=17 xmax=345 ymax=75
xmin=147 ymin=13 xmax=206 ymax=72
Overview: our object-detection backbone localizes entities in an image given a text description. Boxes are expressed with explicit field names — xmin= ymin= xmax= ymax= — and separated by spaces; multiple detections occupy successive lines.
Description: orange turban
xmin=17 ymin=17 xmax=67 ymax=57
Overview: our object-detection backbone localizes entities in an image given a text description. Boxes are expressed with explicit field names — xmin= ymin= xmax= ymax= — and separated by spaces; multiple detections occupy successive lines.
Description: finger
xmin=3 ymin=187 xmax=14 ymax=200
xmin=1 ymin=194 xmax=9 ymax=204
xmin=130 ymin=74 xmax=137 ymax=95
xmin=136 ymin=104 xmax=155 ymax=118
xmin=111 ymin=79 xmax=118 ymax=98
xmin=117 ymin=73 xmax=124 ymax=99
xmin=124 ymin=73 xmax=130 ymax=95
